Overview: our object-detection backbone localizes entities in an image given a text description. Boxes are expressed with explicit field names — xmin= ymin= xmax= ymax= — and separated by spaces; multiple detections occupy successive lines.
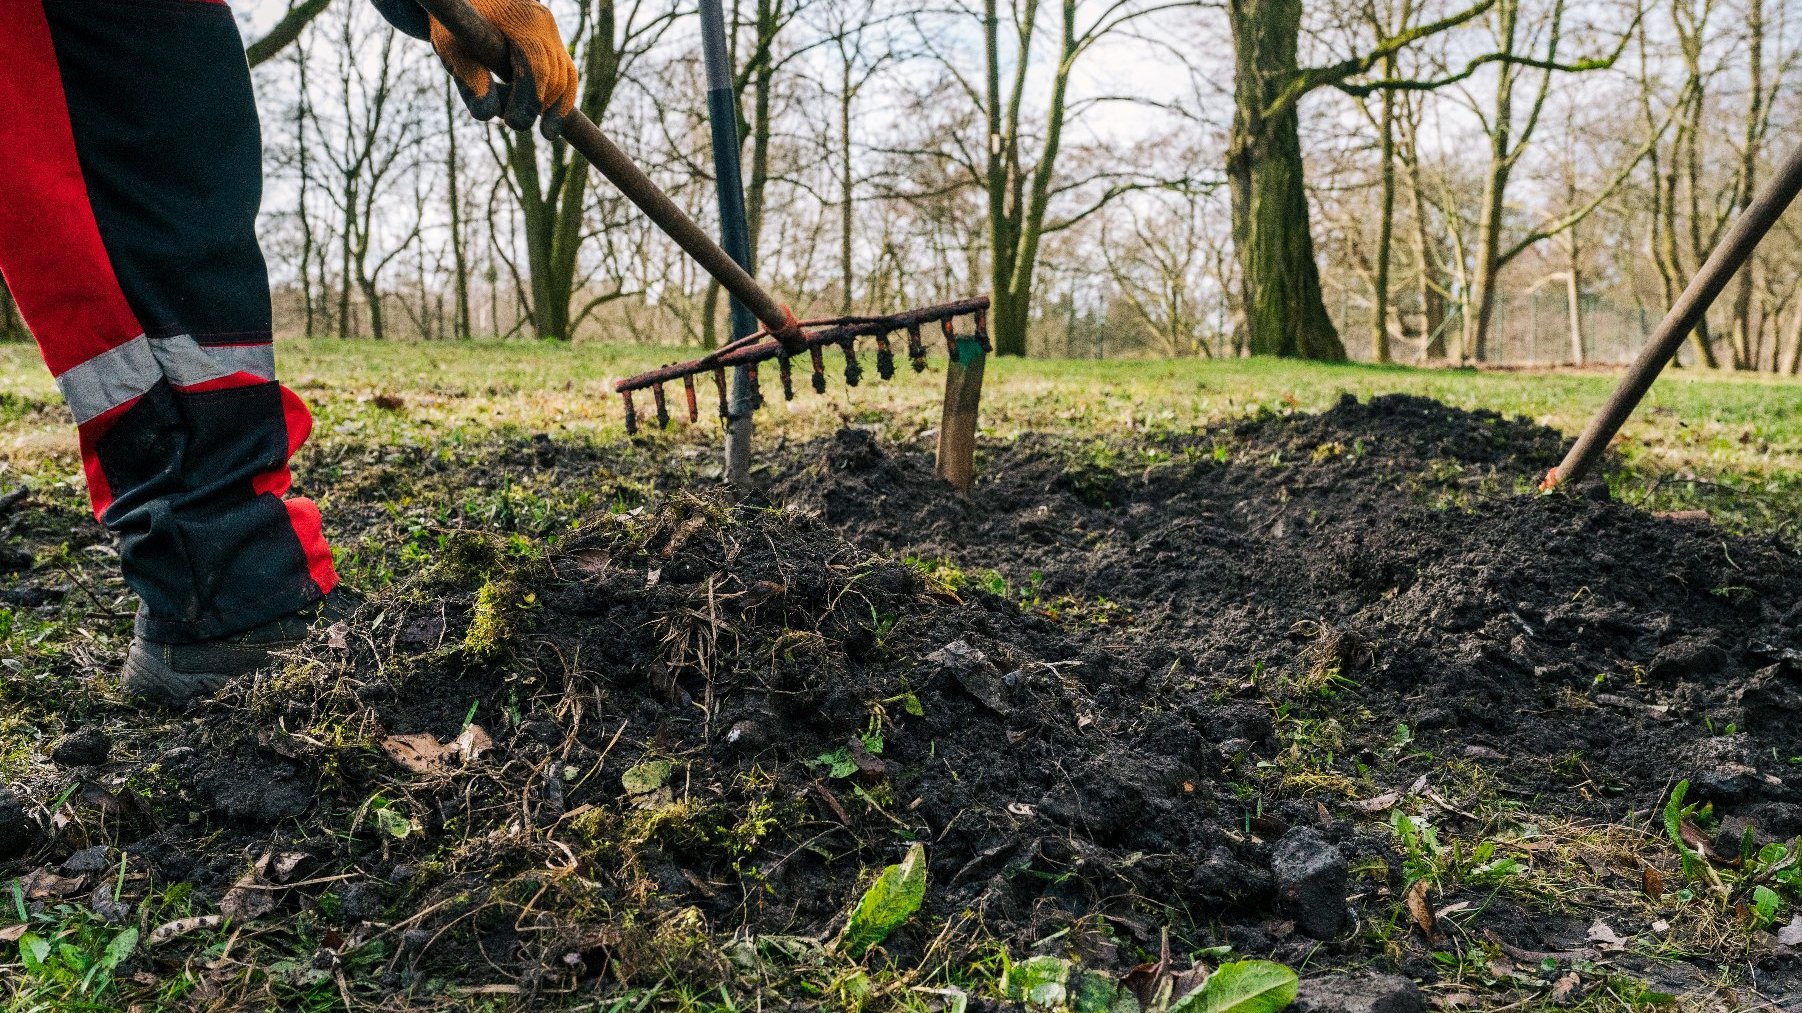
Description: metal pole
xmin=1546 ymin=141 xmax=1802 ymax=489
xmin=697 ymin=0 xmax=759 ymax=488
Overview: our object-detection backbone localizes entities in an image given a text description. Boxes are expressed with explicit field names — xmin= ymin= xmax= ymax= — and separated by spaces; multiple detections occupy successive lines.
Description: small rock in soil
xmin=1271 ymin=826 xmax=1349 ymax=938
xmin=62 ymin=845 xmax=112 ymax=874
xmin=929 ymin=639 xmax=1010 ymax=714
xmin=0 ymin=788 xmax=43 ymax=861
xmin=1648 ymin=637 xmax=1729 ymax=682
xmin=330 ymin=880 xmax=385 ymax=923
xmin=51 ymin=727 xmax=110 ymax=767
xmin=1291 ymin=971 xmax=1425 ymax=1013
xmin=1683 ymin=735 xmax=1768 ymax=802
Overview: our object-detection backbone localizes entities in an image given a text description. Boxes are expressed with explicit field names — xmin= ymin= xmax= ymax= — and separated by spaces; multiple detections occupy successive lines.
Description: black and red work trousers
xmin=0 ymin=0 xmax=336 ymax=644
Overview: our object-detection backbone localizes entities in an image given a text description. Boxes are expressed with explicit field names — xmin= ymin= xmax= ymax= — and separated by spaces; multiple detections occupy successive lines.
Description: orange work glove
xmin=429 ymin=0 xmax=578 ymax=139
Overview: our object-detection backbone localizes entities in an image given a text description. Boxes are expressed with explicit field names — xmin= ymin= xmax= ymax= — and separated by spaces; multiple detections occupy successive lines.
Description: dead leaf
xmin=1484 ymin=957 xmax=1516 ymax=979
xmin=1642 ymin=865 xmax=1664 ymax=899
xmin=20 ymin=868 xmax=87 ymax=900
xmin=660 ymin=517 xmax=706 ymax=558
xmin=266 ymin=851 xmax=308 ymax=883
xmin=730 ymin=580 xmax=785 ymax=613
xmin=382 ymin=727 xmax=492 ymax=773
xmin=1404 ymin=879 xmax=1437 ymax=941
xmin=1548 ymin=972 xmax=1583 ymax=1003
xmin=325 ymin=622 xmax=350 ymax=650
xmin=1434 ymin=991 xmax=1484 ymax=1009
xmin=1120 ymin=963 xmax=1162 ymax=1008
xmin=381 ymin=733 xmax=451 ymax=773
xmin=0 ymin=924 xmax=27 ymax=943
xmin=1349 ymin=790 xmax=1401 ymax=813
xmin=149 ymin=915 xmax=224 ymax=946
xmin=371 ymin=393 xmax=405 ymax=411
xmin=1585 ymin=920 xmax=1625 ymax=949
xmin=1779 ymin=914 xmax=1802 ymax=948
xmin=219 ymin=868 xmax=278 ymax=922
xmin=454 ymin=724 xmax=493 ymax=762
xmin=567 ymin=548 xmax=611 ymax=577
xmin=847 ymin=736 xmax=887 ymax=782
xmin=88 ymin=883 xmax=130 ymax=923
xmin=1165 ymin=964 xmax=1210 ymax=1002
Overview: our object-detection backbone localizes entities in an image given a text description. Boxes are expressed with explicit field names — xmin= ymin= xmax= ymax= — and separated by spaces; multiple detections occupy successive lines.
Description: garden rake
xmin=414 ymin=0 xmax=994 ymax=490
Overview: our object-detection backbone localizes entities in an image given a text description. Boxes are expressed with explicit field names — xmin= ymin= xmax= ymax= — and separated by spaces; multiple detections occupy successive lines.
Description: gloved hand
xmin=373 ymin=0 xmax=578 ymax=138
xmin=432 ymin=0 xmax=578 ymax=138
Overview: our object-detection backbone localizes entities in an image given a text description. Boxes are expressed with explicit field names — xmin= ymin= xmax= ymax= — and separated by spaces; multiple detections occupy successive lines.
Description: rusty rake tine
xmin=907 ymin=323 xmax=927 ymax=372
xmin=842 ymin=340 xmax=862 ymax=387
xmin=809 ymin=347 xmax=827 ymax=394
xmin=622 ymin=391 xmax=638 ymax=435
xmin=683 ymin=375 xmax=699 ymax=423
xmin=652 ymin=384 xmax=670 ymax=429
xmin=779 ymin=353 xmax=796 ymax=401
xmin=875 ymin=330 xmax=896 ymax=380
xmin=974 ymin=309 xmax=990 ymax=352
xmin=712 ymin=368 xmax=729 ymax=420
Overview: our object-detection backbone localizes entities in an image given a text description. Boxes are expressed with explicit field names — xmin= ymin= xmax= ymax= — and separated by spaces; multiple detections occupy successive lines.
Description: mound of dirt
xmin=9 ymin=393 xmax=1802 ymax=1004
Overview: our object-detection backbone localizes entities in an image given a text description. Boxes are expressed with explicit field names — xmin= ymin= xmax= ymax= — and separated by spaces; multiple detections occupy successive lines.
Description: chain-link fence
xmin=1331 ymin=289 xmax=1676 ymax=367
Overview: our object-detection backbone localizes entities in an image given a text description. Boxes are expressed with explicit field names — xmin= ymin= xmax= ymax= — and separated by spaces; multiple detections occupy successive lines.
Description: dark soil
xmin=6 ymin=393 xmax=1802 ymax=1008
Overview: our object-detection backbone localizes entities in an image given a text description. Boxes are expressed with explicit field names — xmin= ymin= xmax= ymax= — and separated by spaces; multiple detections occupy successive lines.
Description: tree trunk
xmin=0 ymin=283 xmax=24 ymax=341
xmin=1226 ymin=0 xmax=1344 ymax=360
xmin=1399 ymin=97 xmax=1446 ymax=360
xmin=1729 ymin=0 xmax=1763 ymax=368
xmin=447 ymin=87 xmax=472 ymax=339
xmin=1565 ymin=264 xmax=1584 ymax=365
xmin=500 ymin=0 xmax=622 ymax=341
xmin=838 ymin=58 xmax=855 ymax=316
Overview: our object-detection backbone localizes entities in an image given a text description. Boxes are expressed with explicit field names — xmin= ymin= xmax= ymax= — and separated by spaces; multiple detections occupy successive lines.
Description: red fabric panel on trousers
xmin=285 ymin=498 xmax=338 ymax=596
xmin=73 ymin=395 xmax=141 ymax=518
xmin=0 ymin=2 xmax=145 ymax=376
xmin=261 ymin=385 xmax=335 ymax=593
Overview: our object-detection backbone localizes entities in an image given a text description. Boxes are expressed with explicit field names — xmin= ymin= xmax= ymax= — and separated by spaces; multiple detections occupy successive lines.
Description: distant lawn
xmin=4 ymin=337 xmax=1802 ymax=531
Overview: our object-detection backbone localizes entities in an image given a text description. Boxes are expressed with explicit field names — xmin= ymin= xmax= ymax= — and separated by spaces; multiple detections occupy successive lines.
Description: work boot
xmin=121 ymin=590 xmax=357 ymax=710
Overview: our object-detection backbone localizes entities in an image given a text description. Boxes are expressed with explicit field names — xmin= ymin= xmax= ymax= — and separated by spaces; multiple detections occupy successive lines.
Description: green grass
xmin=7 ymin=338 xmax=1802 ymax=530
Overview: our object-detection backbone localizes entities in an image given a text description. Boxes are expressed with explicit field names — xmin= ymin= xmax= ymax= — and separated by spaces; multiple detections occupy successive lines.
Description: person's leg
xmin=0 ymin=0 xmax=336 ymax=654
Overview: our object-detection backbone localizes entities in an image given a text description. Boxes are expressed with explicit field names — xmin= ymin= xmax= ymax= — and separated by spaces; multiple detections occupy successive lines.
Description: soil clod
xmin=1271 ymin=826 xmax=1351 ymax=939
xmin=49 ymin=726 xmax=110 ymax=767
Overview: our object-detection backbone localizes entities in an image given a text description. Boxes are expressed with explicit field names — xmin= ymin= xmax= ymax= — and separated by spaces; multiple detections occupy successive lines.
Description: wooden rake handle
xmin=411 ymin=0 xmax=801 ymax=345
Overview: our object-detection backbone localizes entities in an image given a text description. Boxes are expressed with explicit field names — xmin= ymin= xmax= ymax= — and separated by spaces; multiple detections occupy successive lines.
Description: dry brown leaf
xmin=381 ymin=733 xmax=450 ymax=773
xmin=568 ymin=548 xmax=612 ymax=577
xmin=1585 ymin=920 xmax=1625 ymax=949
xmin=1548 ymin=972 xmax=1582 ymax=1003
xmin=0 ymin=923 xmax=27 ymax=943
xmin=1642 ymin=865 xmax=1664 ymax=899
xmin=454 ymin=724 xmax=493 ymax=762
xmin=220 ymin=869 xmax=278 ymax=922
xmin=20 ymin=867 xmax=88 ymax=900
xmin=660 ymin=517 xmax=706 ymax=558
xmin=266 ymin=851 xmax=308 ymax=883
xmin=1404 ymin=879 xmax=1437 ymax=941
xmin=371 ymin=393 xmax=406 ymax=411
xmin=1349 ymin=791 xmax=1401 ymax=813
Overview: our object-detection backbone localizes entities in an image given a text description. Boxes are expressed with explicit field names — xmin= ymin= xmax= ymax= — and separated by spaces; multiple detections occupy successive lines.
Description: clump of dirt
xmin=7 ymin=393 xmax=1802 ymax=1006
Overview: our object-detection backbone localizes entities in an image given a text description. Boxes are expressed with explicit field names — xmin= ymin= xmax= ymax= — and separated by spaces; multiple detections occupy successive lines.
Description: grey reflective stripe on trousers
xmin=56 ymin=335 xmax=277 ymax=425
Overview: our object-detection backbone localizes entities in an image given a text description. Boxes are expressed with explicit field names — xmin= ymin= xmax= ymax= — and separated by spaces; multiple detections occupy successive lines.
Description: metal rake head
xmin=615 ymin=297 xmax=990 ymax=434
